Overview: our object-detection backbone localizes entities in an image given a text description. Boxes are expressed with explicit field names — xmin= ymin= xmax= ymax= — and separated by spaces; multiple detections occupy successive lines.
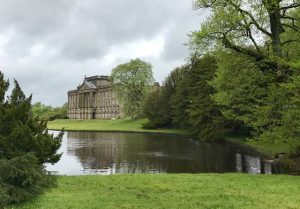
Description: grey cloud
xmin=0 ymin=0 xmax=72 ymax=35
xmin=0 ymin=0 xmax=206 ymax=106
xmin=162 ymin=9 xmax=209 ymax=61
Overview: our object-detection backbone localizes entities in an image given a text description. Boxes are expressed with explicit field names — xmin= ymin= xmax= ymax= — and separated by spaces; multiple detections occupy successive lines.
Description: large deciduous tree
xmin=191 ymin=0 xmax=300 ymax=74
xmin=111 ymin=58 xmax=154 ymax=118
xmin=191 ymin=0 xmax=300 ymax=152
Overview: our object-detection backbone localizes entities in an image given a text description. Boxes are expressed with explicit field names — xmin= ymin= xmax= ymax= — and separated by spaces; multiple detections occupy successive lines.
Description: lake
xmin=46 ymin=131 xmax=272 ymax=175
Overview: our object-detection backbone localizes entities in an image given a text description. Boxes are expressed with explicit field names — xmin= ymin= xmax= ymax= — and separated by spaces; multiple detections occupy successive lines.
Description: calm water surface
xmin=46 ymin=131 xmax=272 ymax=175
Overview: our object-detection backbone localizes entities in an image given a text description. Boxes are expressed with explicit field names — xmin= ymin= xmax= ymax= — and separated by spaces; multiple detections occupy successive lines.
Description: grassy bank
xmin=226 ymin=134 xmax=294 ymax=157
xmin=9 ymin=174 xmax=300 ymax=209
xmin=48 ymin=119 xmax=189 ymax=135
xmin=48 ymin=119 xmax=292 ymax=156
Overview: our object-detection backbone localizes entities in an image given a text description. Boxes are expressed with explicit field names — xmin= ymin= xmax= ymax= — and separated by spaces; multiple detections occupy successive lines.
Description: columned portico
xmin=67 ymin=75 xmax=123 ymax=120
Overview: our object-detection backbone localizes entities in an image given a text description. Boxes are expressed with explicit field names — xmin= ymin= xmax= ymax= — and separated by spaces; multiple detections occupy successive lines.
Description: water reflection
xmin=47 ymin=131 xmax=272 ymax=175
xmin=235 ymin=153 xmax=273 ymax=174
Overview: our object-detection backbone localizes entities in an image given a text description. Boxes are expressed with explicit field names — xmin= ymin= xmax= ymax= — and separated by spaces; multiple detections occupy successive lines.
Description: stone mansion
xmin=67 ymin=75 xmax=123 ymax=119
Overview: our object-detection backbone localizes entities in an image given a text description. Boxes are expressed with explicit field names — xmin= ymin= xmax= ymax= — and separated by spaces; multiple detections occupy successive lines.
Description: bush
xmin=0 ymin=72 xmax=62 ymax=207
xmin=0 ymin=154 xmax=55 ymax=206
xmin=142 ymin=121 xmax=158 ymax=129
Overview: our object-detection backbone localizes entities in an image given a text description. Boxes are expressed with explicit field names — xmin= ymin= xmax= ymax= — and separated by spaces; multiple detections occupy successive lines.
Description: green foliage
xmin=0 ymin=83 xmax=63 ymax=164
xmin=281 ymin=7 xmax=300 ymax=63
xmin=158 ymin=66 xmax=187 ymax=127
xmin=0 ymin=154 xmax=55 ymax=207
xmin=191 ymin=0 xmax=300 ymax=74
xmin=258 ymin=74 xmax=300 ymax=152
xmin=171 ymin=55 xmax=225 ymax=140
xmin=186 ymin=55 xmax=225 ymax=140
xmin=32 ymin=102 xmax=68 ymax=121
xmin=144 ymin=55 xmax=225 ymax=141
xmin=143 ymin=66 xmax=186 ymax=128
xmin=142 ymin=88 xmax=162 ymax=128
xmin=111 ymin=58 xmax=154 ymax=118
xmin=0 ymin=71 xmax=63 ymax=206
xmin=171 ymin=70 xmax=191 ymax=129
xmin=211 ymin=52 xmax=300 ymax=152
xmin=211 ymin=52 xmax=274 ymax=130
xmin=0 ymin=73 xmax=9 ymax=103
xmin=190 ymin=0 xmax=300 ymax=152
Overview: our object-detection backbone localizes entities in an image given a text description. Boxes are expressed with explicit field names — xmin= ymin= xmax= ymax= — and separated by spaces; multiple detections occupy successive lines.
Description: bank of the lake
xmin=48 ymin=119 xmax=189 ymax=135
xmin=48 ymin=119 xmax=290 ymax=157
xmin=9 ymin=174 xmax=300 ymax=209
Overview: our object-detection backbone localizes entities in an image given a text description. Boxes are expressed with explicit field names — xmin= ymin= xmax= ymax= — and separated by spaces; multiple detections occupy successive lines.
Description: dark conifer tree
xmin=171 ymin=55 xmax=225 ymax=140
xmin=0 ymin=71 xmax=63 ymax=207
xmin=185 ymin=55 xmax=225 ymax=140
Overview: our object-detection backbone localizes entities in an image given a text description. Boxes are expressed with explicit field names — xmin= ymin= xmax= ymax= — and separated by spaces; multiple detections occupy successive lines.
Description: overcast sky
xmin=0 ymin=0 xmax=208 ymax=106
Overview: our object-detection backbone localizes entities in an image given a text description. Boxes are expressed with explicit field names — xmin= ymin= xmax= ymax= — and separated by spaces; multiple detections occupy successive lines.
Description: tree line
xmin=32 ymin=102 xmax=68 ymax=121
xmin=112 ymin=0 xmax=300 ymax=156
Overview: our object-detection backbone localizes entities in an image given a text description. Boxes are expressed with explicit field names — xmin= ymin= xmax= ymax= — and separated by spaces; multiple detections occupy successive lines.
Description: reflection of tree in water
xmin=65 ymin=132 xmax=257 ymax=174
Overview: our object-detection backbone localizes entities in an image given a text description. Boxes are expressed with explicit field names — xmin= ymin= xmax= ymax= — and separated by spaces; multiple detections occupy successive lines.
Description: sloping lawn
xmin=48 ymin=119 xmax=189 ymax=135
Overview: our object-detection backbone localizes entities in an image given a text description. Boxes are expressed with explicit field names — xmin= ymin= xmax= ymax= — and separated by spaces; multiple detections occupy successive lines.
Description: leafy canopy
xmin=191 ymin=0 xmax=300 ymax=73
xmin=111 ymin=58 xmax=154 ymax=118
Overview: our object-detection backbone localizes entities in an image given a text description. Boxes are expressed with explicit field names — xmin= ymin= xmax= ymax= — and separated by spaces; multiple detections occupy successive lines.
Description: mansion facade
xmin=67 ymin=75 xmax=123 ymax=119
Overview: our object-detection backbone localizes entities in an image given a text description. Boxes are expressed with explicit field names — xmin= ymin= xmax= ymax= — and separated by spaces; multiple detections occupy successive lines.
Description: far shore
xmin=48 ymin=119 xmax=291 ymax=157
xmin=47 ymin=118 xmax=190 ymax=135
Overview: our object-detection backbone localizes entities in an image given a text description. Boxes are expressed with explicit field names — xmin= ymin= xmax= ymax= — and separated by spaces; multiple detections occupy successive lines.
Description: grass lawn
xmin=9 ymin=174 xmax=300 ymax=209
xmin=48 ymin=119 xmax=189 ymax=135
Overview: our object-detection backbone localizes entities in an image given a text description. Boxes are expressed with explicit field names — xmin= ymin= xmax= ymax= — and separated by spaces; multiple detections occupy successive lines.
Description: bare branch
xmin=240 ymin=18 xmax=263 ymax=54
xmin=248 ymin=27 xmax=262 ymax=54
xmin=281 ymin=39 xmax=300 ymax=45
xmin=221 ymin=35 xmax=292 ymax=73
xmin=221 ymin=36 xmax=266 ymax=62
xmin=280 ymin=3 xmax=300 ymax=11
xmin=282 ymin=23 xmax=299 ymax=31
xmin=226 ymin=0 xmax=272 ymax=37
xmin=280 ymin=16 xmax=299 ymax=21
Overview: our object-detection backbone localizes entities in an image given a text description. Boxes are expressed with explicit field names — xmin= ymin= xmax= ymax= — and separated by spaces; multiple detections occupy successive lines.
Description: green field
xmin=9 ymin=174 xmax=300 ymax=209
xmin=48 ymin=119 xmax=189 ymax=135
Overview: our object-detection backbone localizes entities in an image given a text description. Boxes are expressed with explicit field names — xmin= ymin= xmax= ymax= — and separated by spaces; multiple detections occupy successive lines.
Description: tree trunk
xmin=268 ymin=1 xmax=284 ymax=58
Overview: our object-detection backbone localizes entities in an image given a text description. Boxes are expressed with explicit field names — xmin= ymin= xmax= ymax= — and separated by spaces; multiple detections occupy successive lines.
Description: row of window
xmin=68 ymin=100 xmax=119 ymax=108
xmin=68 ymin=109 xmax=120 ymax=114
xmin=97 ymin=91 xmax=115 ymax=98
xmin=68 ymin=113 xmax=120 ymax=119
xmin=98 ymin=99 xmax=118 ymax=107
